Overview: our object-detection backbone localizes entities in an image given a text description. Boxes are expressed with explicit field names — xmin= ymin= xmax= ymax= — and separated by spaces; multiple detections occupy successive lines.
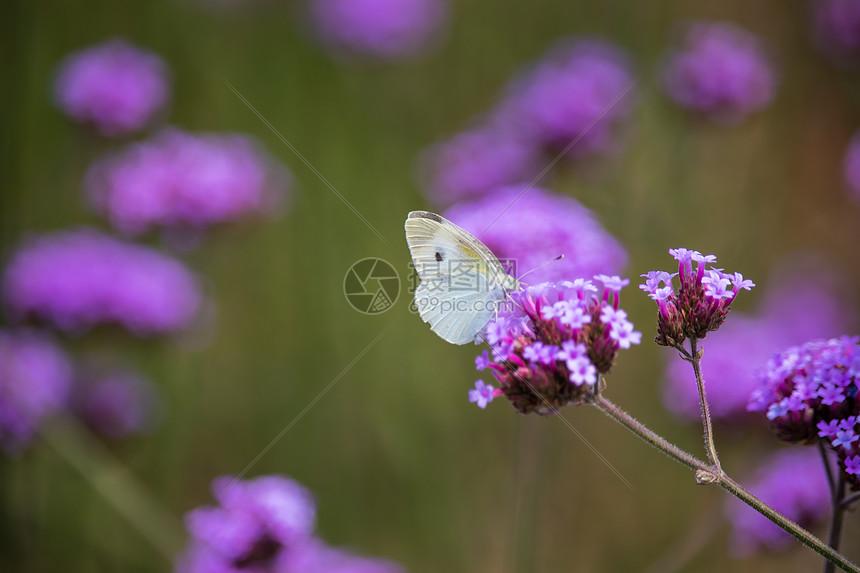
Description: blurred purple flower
xmin=663 ymin=256 xmax=856 ymax=422
xmin=844 ymin=132 xmax=860 ymax=202
xmin=727 ymin=448 xmax=830 ymax=555
xmin=0 ymin=330 xmax=72 ymax=453
xmin=500 ymin=39 xmax=635 ymax=156
xmin=468 ymin=379 xmax=499 ymax=409
xmin=443 ymin=186 xmax=627 ymax=284
xmin=178 ymin=474 xmax=406 ymax=573
xmin=86 ymin=128 xmax=288 ymax=236
xmin=663 ymin=22 xmax=777 ymax=123
xmin=54 ymin=39 xmax=169 ymax=136
xmin=179 ymin=475 xmax=316 ymax=572
xmin=2 ymin=229 xmax=202 ymax=335
xmin=811 ymin=0 xmax=860 ymax=65
xmin=71 ymin=369 xmax=160 ymax=440
xmin=309 ymin=0 xmax=446 ymax=59
xmin=419 ymin=123 xmax=538 ymax=205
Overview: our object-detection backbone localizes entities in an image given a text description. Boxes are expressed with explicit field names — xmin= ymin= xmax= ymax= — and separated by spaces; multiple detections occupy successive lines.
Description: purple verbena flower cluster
xmin=748 ymin=336 xmax=860 ymax=488
xmin=54 ymin=39 xmax=169 ymax=136
xmin=640 ymin=248 xmax=754 ymax=347
xmin=471 ymin=277 xmax=640 ymax=414
xmin=663 ymin=22 xmax=777 ymax=123
xmin=443 ymin=186 xmax=628 ymax=284
xmin=309 ymin=0 xmax=446 ymax=60
xmin=421 ymin=39 xmax=635 ymax=205
xmin=86 ymin=128 xmax=288 ymax=236
xmin=811 ymin=0 xmax=860 ymax=65
xmin=2 ymin=229 xmax=202 ymax=335
xmin=727 ymin=448 xmax=830 ymax=555
xmin=663 ymin=255 xmax=855 ymax=422
xmin=71 ymin=369 xmax=159 ymax=440
xmin=178 ymin=474 xmax=405 ymax=573
xmin=0 ymin=330 xmax=72 ymax=453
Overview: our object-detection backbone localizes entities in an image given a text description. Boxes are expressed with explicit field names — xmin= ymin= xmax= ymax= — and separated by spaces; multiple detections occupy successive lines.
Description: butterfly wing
xmin=405 ymin=211 xmax=514 ymax=345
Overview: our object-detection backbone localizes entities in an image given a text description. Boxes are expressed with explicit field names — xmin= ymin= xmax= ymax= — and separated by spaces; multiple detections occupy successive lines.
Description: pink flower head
xmin=54 ymin=39 xmax=169 ymax=136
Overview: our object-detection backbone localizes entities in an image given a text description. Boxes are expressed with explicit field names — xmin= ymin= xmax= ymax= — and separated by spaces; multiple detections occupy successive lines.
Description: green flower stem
xmin=687 ymin=337 xmax=721 ymax=475
xmin=40 ymin=415 xmax=184 ymax=562
xmin=591 ymin=394 xmax=860 ymax=573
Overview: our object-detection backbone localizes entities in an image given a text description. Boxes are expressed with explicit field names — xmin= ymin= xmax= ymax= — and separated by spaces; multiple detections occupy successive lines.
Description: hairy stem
xmin=591 ymin=394 xmax=860 ymax=573
xmin=687 ymin=337 xmax=721 ymax=475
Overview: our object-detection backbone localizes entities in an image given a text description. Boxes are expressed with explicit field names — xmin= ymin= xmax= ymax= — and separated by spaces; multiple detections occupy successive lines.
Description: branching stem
xmin=590 ymin=394 xmax=860 ymax=573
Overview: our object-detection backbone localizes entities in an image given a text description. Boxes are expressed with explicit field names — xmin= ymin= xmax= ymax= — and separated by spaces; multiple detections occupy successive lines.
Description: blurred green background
xmin=2 ymin=0 xmax=860 ymax=571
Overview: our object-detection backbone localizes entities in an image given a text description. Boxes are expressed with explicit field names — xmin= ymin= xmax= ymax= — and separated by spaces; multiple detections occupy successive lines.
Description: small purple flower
xmin=71 ymin=369 xmax=159 ymax=440
xmin=663 ymin=21 xmax=777 ymax=123
xmin=846 ymin=455 xmax=860 ymax=476
xmin=832 ymin=429 xmax=859 ymax=450
xmin=766 ymin=400 xmax=788 ymax=421
xmin=727 ymin=448 xmax=830 ymax=555
xmin=567 ymin=355 xmax=597 ymax=386
xmin=817 ymin=384 xmax=845 ymax=406
xmin=639 ymin=270 xmax=673 ymax=293
xmin=818 ymin=419 xmax=841 ymax=438
xmin=811 ymin=0 xmax=860 ymax=65
xmin=0 ymin=330 xmax=72 ymax=453
xmin=559 ymin=303 xmax=591 ymax=329
xmin=419 ymin=123 xmax=538 ymax=205
xmin=500 ymin=39 xmax=636 ymax=157
xmin=595 ymin=274 xmax=629 ymax=294
xmin=609 ymin=321 xmax=642 ymax=349
xmin=309 ymin=0 xmax=447 ymax=60
xmin=641 ymin=248 xmax=753 ymax=347
xmin=86 ymin=128 xmax=289 ymax=236
xmin=731 ymin=272 xmax=755 ymax=293
xmin=468 ymin=380 xmax=496 ymax=409
xmin=475 ymin=351 xmax=491 ymax=371
xmin=523 ymin=342 xmax=558 ymax=365
xmin=473 ymin=280 xmax=639 ymax=415
xmin=599 ymin=307 xmax=627 ymax=327
xmin=443 ymin=186 xmax=627 ymax=284
xmin=557 ymin=340 xmax=587 ymax=362
xmin=178 ymin=474 xmax=316 ymax=572
xmin=54 ymin=39 xmax=169 ymax=136
xmin=2 ymin=229 xmax=203 ymax=335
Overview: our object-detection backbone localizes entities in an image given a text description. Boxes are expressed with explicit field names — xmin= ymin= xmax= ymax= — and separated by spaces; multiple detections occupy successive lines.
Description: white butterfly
xmin=405 ymin=211 xmax=520 ymax=345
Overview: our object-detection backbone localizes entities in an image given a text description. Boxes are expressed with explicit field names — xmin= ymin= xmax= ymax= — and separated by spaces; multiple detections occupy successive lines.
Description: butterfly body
xmin=405 ymin=211 xmax=519 ymax=345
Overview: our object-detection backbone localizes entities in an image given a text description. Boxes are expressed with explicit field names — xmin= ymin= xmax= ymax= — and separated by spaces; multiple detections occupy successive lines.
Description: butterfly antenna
xmin=517 ymin=254 xmax=564 ymax=284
